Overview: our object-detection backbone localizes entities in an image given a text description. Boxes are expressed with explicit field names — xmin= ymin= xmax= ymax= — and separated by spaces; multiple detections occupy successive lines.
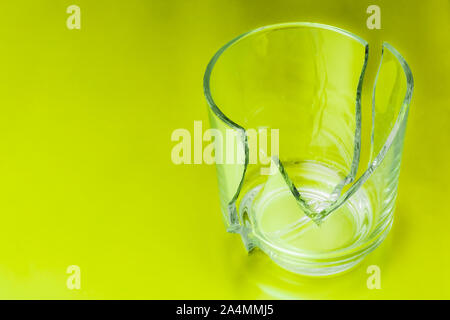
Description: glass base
xmin=238 ymin=161 xmax=392 ymax=276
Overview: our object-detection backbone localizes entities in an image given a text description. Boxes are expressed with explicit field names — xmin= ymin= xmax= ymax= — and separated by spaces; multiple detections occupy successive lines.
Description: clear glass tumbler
xmin=204 ymin=23 xmax=413 ymax=276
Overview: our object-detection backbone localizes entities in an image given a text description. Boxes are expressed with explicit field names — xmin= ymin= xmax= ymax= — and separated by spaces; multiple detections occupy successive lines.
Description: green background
xmin=0 ymin=0 xmax=449 ymax=299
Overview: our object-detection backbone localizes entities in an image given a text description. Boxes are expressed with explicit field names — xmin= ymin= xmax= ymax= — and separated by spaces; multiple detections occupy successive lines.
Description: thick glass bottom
xmin=238 ymin=161 xmax=392 ymax=276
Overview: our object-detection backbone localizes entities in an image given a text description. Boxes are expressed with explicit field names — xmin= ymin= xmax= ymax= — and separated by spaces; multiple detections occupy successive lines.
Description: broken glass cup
xmin=204 ymin=22 xmax=413 ymax=276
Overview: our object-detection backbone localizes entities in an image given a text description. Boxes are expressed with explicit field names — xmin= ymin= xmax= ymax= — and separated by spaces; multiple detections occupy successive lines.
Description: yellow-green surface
xmin=0 ymin=0 xmax=449 ymax=299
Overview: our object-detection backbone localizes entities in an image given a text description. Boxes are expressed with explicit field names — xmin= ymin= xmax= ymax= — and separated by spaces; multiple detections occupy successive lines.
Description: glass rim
xmin=204 ymin=22 xmax=369 ymax=131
